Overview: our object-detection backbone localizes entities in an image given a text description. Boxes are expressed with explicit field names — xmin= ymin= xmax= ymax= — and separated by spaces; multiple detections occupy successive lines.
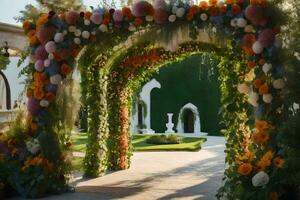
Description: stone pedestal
xmin=165 ymin=113 xmax=175 ymax=133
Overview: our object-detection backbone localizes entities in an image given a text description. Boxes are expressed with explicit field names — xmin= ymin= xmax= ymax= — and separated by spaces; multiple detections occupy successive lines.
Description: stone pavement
xmin=15 ymin=136 xmax=226 ymax=200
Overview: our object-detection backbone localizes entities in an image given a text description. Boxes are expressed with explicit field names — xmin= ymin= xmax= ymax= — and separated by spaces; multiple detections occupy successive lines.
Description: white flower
xmin=74 ymin=29 xmax=82 ymax=37
xmin=252 ymin=41 xmax=263 ymax=54
xmin=230 ymin=19 xmax=238 ymax=27
xmin=252 ymin=171 xmax=269 ymax=187
xmin=244 ymin=25 xmax=254 ymax=33
xmin=176 ymin=7 xmax=185 ymax=18
xmin=172 ymin=6 xmax=178 ymax=14
xmin=237 ymin=18 xmax=247 ymax=28
xmin=145 ymin=15 xmax=154 ymax=22
xmin=26 ymin=139 xmax=40 ymax=154
xmin=237 ymin=83 xmax=250 ymax=94
xmin=44 ymin=59 xmax=50 ymax=67
xmin=293 ymin=103 xmax=300 ymax=110
xmin=68 ymin=26 xmax=76 ymax=32
xmin=84 ymin=19 xmax=91 ymax=26
xmin=54 ymin=33 xmax=64 ymax=43
xmin=82 ymin=31 xmax=90 ymax=39
xmin=50 ymin=74 xmax=62 ymax=85
xmin=128 ymin=25 xmax=136 ymax=32
xmin=248 ymin=92 xmax=259 ymax=107
xmin=263 ymin=94 xmax=273 ymax=103
xmin=273 ymin=78 xmax=285 ymax=89
xmin=262 ymin=63 xmax=272 ymax=74
xmin=168 ymin=14 xmax=176 ymax=22
xmin=74 ymin=37 xmax=81 ymax=45
xmin=40 ymin=99 xmax=49 ymax=107
xmin=200 ymin=13 xmax=208 ymax=21
xmin=99 ymin=24 xmax=108 ymax=32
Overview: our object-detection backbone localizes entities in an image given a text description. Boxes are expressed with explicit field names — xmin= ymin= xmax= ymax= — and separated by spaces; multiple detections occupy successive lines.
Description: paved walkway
xmin=15 ymin=136 xmax=226 ymax=200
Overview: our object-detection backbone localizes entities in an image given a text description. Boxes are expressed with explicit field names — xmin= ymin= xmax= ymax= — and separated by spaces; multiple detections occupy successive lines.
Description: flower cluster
xmin=22 ymin=156 xmax=54 ymax=172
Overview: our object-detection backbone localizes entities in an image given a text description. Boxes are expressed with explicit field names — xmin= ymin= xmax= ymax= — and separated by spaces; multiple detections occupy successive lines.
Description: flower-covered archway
xmin=1 ymin=0 xmax=297 ymax=199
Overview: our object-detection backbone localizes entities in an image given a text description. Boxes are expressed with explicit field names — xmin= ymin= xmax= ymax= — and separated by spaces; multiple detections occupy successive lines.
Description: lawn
xmin=71 ymin=133 xmax=206 ymax=152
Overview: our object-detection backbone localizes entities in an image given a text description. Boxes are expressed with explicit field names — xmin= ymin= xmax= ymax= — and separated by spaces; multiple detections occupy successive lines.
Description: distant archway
xmin=0 ymin=71 xmax=11 ymax=110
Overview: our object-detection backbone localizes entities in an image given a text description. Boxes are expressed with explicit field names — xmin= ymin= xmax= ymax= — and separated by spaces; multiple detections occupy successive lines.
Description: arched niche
xmin=0 ymin=71 xmax=11 ymax=110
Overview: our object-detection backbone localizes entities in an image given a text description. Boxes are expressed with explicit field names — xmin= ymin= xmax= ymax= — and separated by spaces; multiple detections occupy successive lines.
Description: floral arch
xmin=1 ymin=0 xmax=298 ymax=199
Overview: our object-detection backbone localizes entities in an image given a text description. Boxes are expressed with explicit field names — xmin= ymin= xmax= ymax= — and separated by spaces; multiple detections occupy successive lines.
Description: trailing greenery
xmin=0 ymin=48 xmax=10 ymax=70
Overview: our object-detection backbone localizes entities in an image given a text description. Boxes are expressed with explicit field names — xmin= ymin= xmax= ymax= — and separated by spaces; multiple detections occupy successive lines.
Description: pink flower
xmin=245 ymin=5 xmax=266 ymax=26
xmin=258 ymin=29 xmax=275 ymax=48
xmin=154 ymin=0 xmax=166 ymax=9
xmin=27 ymin=97 xmax=40 ymax=115
xmin=65 ymin=11 xmax=80 ymax=25
xmin=35 ymin=45 xmax=48 ymax=60
xmin=113 ymin=9 xmax=123 ymax=22
xmin=91 ymin=12 xmax=103 ymax=24
xmin=37 ymin=26 xmax=56 ymax=44
xmin=35 ymin=60 xmax=44 ymax=72
xmin=132 ymin=1 xmax=152 ymax=17
xmin=154 ymin=8 xmax=168 ymax=24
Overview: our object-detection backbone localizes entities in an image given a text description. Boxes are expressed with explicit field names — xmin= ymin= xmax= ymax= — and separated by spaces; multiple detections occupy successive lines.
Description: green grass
xmin=71 ymin=133 xmax=206 ymax=152
xmin=132 ymin=134 xmax=206 ymax=151
xmin=71 ymin=157 xmax=83 ymax=172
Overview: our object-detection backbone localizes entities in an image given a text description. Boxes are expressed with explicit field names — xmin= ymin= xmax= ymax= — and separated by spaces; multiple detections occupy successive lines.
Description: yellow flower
xmin=0 ymin=133 xmax=7 ymax=142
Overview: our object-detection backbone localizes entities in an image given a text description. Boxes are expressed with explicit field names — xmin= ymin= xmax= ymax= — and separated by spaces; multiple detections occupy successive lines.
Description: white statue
xmin=165 ymin=113 xmax=175 ymax=133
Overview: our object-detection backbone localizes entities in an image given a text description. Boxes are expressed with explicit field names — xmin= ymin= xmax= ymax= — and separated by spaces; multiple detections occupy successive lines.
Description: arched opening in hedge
xmin=2 ymin=0 xmax=296 ymax=199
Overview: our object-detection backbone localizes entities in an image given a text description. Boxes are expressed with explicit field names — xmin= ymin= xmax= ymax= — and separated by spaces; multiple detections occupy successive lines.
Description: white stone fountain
xmin=165 ymin=113 xmax=175 ymax=134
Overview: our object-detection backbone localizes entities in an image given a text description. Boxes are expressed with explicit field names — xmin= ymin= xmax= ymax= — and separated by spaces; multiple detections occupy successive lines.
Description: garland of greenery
xmin=2 ymin=0 xmax=299 ymax=199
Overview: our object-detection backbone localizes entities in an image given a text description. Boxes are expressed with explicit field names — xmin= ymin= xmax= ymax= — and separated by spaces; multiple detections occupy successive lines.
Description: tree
xmin=16 ymin=0 xmax=85 ymax=22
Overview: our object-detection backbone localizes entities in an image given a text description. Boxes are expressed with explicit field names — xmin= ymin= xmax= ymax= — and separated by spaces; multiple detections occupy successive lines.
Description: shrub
xmin=146 ymin=134 xmax=182 ymax=145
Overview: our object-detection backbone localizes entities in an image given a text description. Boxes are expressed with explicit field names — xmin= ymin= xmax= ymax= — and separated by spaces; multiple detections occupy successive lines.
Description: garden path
xmin=15 ymin=136 xmax=226 ymax=200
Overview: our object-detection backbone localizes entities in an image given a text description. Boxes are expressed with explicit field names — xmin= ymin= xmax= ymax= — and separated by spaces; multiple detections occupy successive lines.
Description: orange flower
xmin=252 ymin=131 xmax=261 ymax=143
xmin=45 ymin=92 xmax=55 ymax=102
xmin=71 ymin=48 xmax=80 ymax=57
xmin=53 ymin=52 xmax=62 ymax=62
xmin=231 ymin=4 xmax=241 ymax=15
xmin=247 ymin=61 xmax=256 ymax=69
xmin=259 ymin=58 xmax=265 ymax=65
xmin=253 ymin=79 xmax=263 ymax=89
xmin=27 ymin=30 xmax=36 ymax=38
xmin=270 ymin=192 xmax=279 ymax=200
xmin=218 ymin=4 xmax=227 ymax=13
xmin=29 ymin=35 xmax=39 ymax=45
xmin=225 ymin=0 xmax=234 ymax=4
xmin=250 ymin=0 xmax=260 ymax=6
xmin=27 ymin=89 xmax=33 ymax=97
xmin=243 ymin=47 xmax=254 ymax=55
xmin=209 ymin=0 xmax=218 ymax=6
xmin=102 ymin=17 xmax=110 ymax=25
xmin=236 ymin=0 xmax=244 ymax=4
xmin=209 ymin=6 xmax=219 ymax=16
xmin=23 ymin=20 xmax=31 ymax=30
xmin=186 ymin=12 xmax=194 ymax=21
xmin=199 ymin=1 xmax=209 ymax=10
xmin=122 ymin=7 xmax=133 ymax=19
xmin=238 ymin=163 xmax=253 ymax=175
xmin=36 ymin=13 xmax=48 ymax=28
xmin=84 ymin=11 xmax=92 ymax=19
xmin=260 ymin=0 xmax=268 ymax=7
xmin=134 ymin=18 xmax=143 ymax=27
xmin=273 ymin=157 xmax=285 ymax=168
xmin=60 ymin=63 xmax=72 ymax=75
xmin=259 ymin=131 xmax=270 ymax=143
xmin=190 ymin=5 xmax=200 ymax=14
xmin=256 ymin=120 xmax=271 ymax=131
xmin=259 ymin=84 xmax=269 ymax=95
xmin=34 ymin=88 xmax=45 ymax=100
